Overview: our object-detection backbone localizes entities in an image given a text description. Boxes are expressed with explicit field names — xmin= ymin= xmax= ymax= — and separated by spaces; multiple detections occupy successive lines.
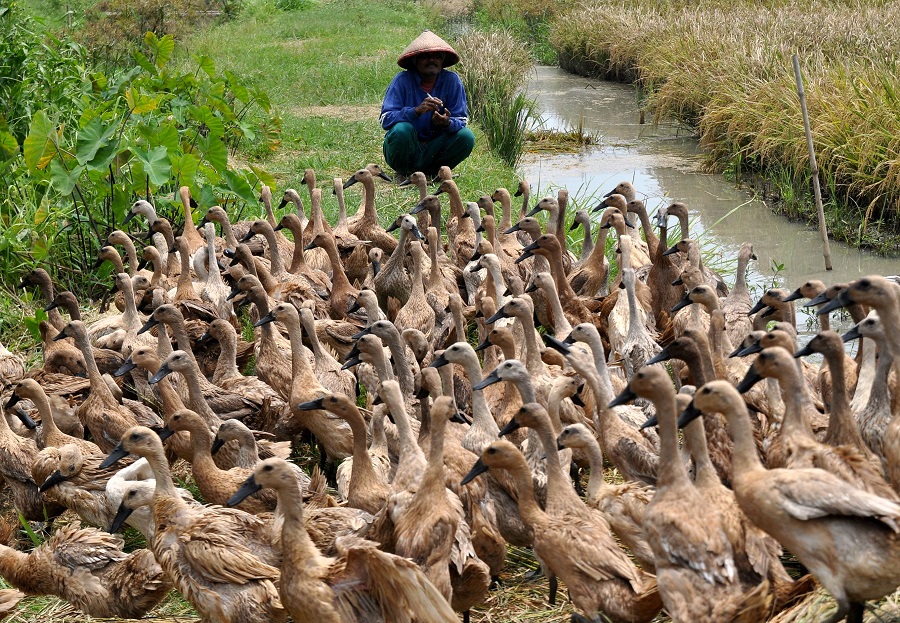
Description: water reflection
xmin=519 ymin=66 xmax=899 ymax=337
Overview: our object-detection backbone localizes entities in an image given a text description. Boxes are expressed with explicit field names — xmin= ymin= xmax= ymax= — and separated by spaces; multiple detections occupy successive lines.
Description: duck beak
xmin=411 ymin=200 xmax=427 ymax=214
xmin=11 ymin=406 xmax=36 ymax=429
xmin=794 ymin=343 xmax=815 ymax=358
xmin=473 ymin=338 xmax=491 ymax=352
xmin=450 ymin=411 xmax=470 ymax=425
xmin=473 ymin=369 xmax=501 ymax=390
xmin=410 ymin=225 xmax=425 ymax=241
xmin=747 ymin=299 xmax=768 ymax=316
xmin=817 ymin=290 xmax=852 ymax=315
xmin=461 ymin=457 xmax=489 ymax=486
xmin=571 ymin=391 xmax=585 ymax=408
xmin=542 ymin=334 xmax=570 ymax=355
xmin=296 ymin=397 xmax=325 ymax=411
xmin=676 ymin=400 xmax=702 ymax=428
xmin=803 ymin=292 xmax=829 ymax=307
xmin=568 ymin=220 xmax=581 ymax=231
xmin=122 ymin=211 xmax=138 ymax=226
xmin=4 ymin=392 xmax=21 ymax=410
xmin=662 ymin=244 xmax=679 ymax=256
xmin=385 ymin=219 xmax=400 ymax=233
xmin=254 ymin=311 xmax=276 ymax=327
xmin=524 ymin=205 xmax=541 ymax=217
xmin=303 ymin=241 xmax=318 ymax=251
xmin=639 ymin=415 xmax=659 ymax=430
xmin=100 ymin=443 xmax=131 ymax=469
xmin=504 ymin=223 xmax=521 ymax=234
xmin=239 ymin=231 xmax=256 ymax=243
xmin=39 ymin=470 xmax=67 ymax=493
xmin=498 ymin=418 xmax=521 ymax=437
xmin=736 ymin=342 xmax=762 ymax=357
xmin=782 ymin=288 xmax=804 ymax=302
xmin=52 ymin=327 xmax=70 ymax=341
xmin=351 ymin=327 xmax=372 ymax=340
xmin=842 ymin=325 xmax=862 ymax=343
xmin=484 ymin=308 xmax=507 ymax=325
xmin=148 ymin=362 xmax=172 ymax=385
xmin=154 ymin=426 xmax=175 ymax=442
xmin=211 ymin=435 xmax=226 ymax=455
xmin=43 ymin=300 xmax=59 ymax=312
xmin=736 ymin=366 xmax=763 ymax=393
xmin=227 ymin=474 xmax=262 ymax=507
xmin=429 ymin=352 xmax=450 ymax=369
xmin=137 ymin=316 xmax=159 ymax=335
xmin=109 ymin=502 xmax=134 ymax=533
xmin=609 ymin=385 xmax=637 ymax=407
xmin=341 ymin=357 xmax=362 ymax=370
xmin=645 ymin=346 xmax=672 ymax=365
xmin=670 ymin=294 xmax=693 ymax=314
xmin=226 ymin=287 xmax=242 ymax=301
xmin=377 ymin=171 xmax=393 ymax=182
xmin=114 ymin=359 xmax=137 ymax=377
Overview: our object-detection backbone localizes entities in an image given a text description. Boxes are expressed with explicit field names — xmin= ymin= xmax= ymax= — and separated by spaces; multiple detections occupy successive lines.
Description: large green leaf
xmin=189 ymin=105 xmax=225 ymax=138
xmin=49 ymin=158 xmax=83 ymax=195
xmin=132 ymin=145 xmax=171 ymax=186
xmin=126 ymin=88 xmax=159 ymax=115
xmin=155 ymin=34 xmax=175 ymax=69
xmin=222 ymin=169 xmax=257 ymax=205
xmin=151 ymin=123 xmax=180 ymax=153
xmin=249 ymin=164 xmax=276 ymax=190
xmin=76 ymin=116 xmax=118 ymax=166
xmin=170 ymin=151 xmax=200 ymax=187
xmin=0 ymin=131 xmax=18 ymax=159
xmin=194 ymin=54 xmax=216 ymax=78
xmin=23 ymin=111 xmax=58 ymax=172
xmin=198 ymin=135 xmax=227 ymax=174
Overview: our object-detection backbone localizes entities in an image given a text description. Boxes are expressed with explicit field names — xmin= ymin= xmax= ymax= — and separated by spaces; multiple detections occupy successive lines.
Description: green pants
xmin=382 ymin=122 xmax=475 ymax=177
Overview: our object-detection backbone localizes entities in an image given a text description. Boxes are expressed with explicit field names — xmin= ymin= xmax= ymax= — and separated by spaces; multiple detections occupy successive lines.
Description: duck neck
xmin=515 ymin=310 xmax=544 ymax=376
xmin=220 ymin=217 xmax=239 ymax=249
xmin=512 ymin=375 xmax=537 ymax=404
xmin=30 ymin=387 xmax=58 ymax=440
xmin=73 ymin=328 xmax=115 ymax=404
xmin=461 ymin=352 xmax=500 ymax=438
xmin=176 ymin=243 xmax=197 ymax=301
xmin=498 ymin=192 xmax=513 ymax=231
xmin=335 ymin=184 xmax=348 ymax=229
xmin=262 ymin=226 xmax=287 ymax=276
xmin=734 ymin=250 xmax=751 ymax=296
xmin=633 ymin=205 xmax=659 ymax=254
xmin=179 ymin=196 xmax=205 ymax=251
xmin=216 ymin=331 xmax=242 ymax=381
xmin=867 ymin=341 xmax=894 ymax=413
xmin=285 ymin=316 xmax=314 ymax=383
xmin=324 ymin=237 xmax=353 ymax=293
xmin=0 ymin=545 xmax=29 ymax=586
xmin=278 ymin=482 xmax=328 ymax=569
xmin=579 ymin=437 xmax=607 ymax=499
xmin=147 ymin=448 xmax=181 ymax=498
xmin=181 ymin=365 xmax=218 ymax=424
xmin=122 ymin=240 xmax=139 ymax=273
xmin=823 ymin=347 xmax=865 ymax=449
xmin=345 ymin=406 xmax=378 ymax=495
xmin=187 ymin=424 xmax=219 ymax=473
xmin=504 ymin=460 xmax=545 ymax=527
xmin=421 ymin=406 xmax=447 ymax=491
xmin=286 ymin=222 xmax=309 ymax=274
xmin=683 ymin=417 xmax=720 ymax=488
xmin=384 ymin=331 xmax=414 ymax=397
xmin=722 ymin=398 xmax=765 ymax=475
xmin=584 ymin=333 xmax=616 ymax=400
xmin=542 ymin=280 xmax=571 ymax=337
xmin=651 ymin=388 xmax=692 ymax=489
xmin=775 ymin=366 xmax=815 ymax=438
xmin=532 ymin=417 xmax=574 ymax=507
xmin=360 ymin=177 xmax=378 ymax=225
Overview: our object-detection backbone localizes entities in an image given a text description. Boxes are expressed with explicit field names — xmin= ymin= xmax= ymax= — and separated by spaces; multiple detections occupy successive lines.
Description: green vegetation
xmin=550 ymin=0 xmax=900 ymax=253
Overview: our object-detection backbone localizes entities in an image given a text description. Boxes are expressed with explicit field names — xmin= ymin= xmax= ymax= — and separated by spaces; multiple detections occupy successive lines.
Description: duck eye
xmin=263 ymin=465 xmax=273 ymax=472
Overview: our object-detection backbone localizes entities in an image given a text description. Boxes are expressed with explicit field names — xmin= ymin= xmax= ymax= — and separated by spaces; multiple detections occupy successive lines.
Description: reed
xmin=550 ymin=0 xmax=900 ymax=249
xmin=454 ymin=30 xmax=539 ymax=166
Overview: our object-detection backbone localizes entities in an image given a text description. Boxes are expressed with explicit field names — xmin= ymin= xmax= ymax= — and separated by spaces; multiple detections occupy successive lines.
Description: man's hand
xmin=431 ymin=107 xmax=450 ymax=128
xmin=415 ymin=95 xmax=443 ymax=117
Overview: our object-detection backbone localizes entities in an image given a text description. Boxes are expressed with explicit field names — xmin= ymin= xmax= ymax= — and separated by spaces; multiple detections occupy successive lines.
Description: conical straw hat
xmin=397 ymin=30 xmax=459 ymax=69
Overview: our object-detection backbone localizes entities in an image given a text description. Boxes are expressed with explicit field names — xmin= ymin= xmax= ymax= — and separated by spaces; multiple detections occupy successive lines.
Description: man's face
xmin=414 ymin=51 xmax=444 ymax=81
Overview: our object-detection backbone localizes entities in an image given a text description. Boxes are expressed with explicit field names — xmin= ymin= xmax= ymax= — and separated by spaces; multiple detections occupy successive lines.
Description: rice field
xmin=549 ymin=0 xmax=900 ymax=251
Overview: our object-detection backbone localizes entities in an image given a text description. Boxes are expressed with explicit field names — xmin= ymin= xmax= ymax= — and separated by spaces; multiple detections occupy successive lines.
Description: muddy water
xmin=519 ymin=66 xmax=899 ymax=338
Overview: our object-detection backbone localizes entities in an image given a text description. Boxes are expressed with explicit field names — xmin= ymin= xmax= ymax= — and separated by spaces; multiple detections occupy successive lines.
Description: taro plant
xmin=2 ymin=27 xmax=281 ymax=304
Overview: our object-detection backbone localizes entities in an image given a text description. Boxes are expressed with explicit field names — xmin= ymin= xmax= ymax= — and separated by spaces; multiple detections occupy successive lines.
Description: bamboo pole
xmin=792 ymin=54 xmax=832 ymax=270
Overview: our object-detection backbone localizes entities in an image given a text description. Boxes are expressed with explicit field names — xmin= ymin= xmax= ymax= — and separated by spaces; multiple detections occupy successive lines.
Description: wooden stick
xmin=792 ymin=54 xmax=832 ymax=271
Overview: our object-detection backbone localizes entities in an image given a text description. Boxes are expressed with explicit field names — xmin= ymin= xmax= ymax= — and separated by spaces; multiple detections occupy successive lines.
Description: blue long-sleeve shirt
xmin=380 ymin=69 xmax=469 ymax=142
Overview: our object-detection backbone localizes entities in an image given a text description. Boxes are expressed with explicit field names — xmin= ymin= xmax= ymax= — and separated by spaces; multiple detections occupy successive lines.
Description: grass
xmin=549 ymin=0 xmax=900 ymax=254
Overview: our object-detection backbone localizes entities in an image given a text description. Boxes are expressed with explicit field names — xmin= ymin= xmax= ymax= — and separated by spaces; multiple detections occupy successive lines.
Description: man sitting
xmin=380 ymin=30 xmax=475 ymax=181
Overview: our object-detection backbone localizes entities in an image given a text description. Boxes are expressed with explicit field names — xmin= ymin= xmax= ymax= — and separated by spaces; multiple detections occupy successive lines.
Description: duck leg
xmin=463 ymin=610 xmax=470 ymax=623
xmin=570 ymin=462 xmax=584 ymax=497
xmin=548 ymin=572 xmax=558 ymax=606
xmin=846 ymin=603 xmax=865 ymax=623
xmin=821 ymin=598 xmax=852 ymax=623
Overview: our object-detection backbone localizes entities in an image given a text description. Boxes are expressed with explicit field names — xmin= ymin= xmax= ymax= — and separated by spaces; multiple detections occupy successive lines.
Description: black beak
xmin=123 ymin=211 xmax=138 ymax=225
xmin=645 ymin=347 xmax=673 ymax=366
xmin=385 ymin=219 xmax=400 ymax=233
xmin=296 ymin=397 xmax=325 ymax=411
xmin=676 ymin=400 xmax=703 ymax=428
xmin=109 ymin=502 xmax=134 ymax=533
xmin=842 ymin=325 xmax=862 ymax=343
xmin=485 ymin=308 xmax=507 ymax=325
xmin=303 ymin=241 xmax=318 ymax=251
xmin=498 ymin=418 xmax=521 ymax=437
xmin=341 ymin=357 xmax=362 ymax=370
xmin=783 ymin=288 xmax=804 ymax=302
xmin=736 ymin=342 xmax=762 ymax=357
xmin=52 ymin=328 xmax=69 ymax=341
xmin=803 ymin=292 xmax=830 ymax=308
xmin=817 ymin=291 xmax=851 ymax=315
xmin=542 ymin=334 xmax=571 ymax=355
xmin=461 ymin=457 xmax=489 ymax=486
xmin=639 ymin=415 xmax=659 ymax=430
xmin=662 ymin=244 xmax=679 ymax=256
xmin=114 ymin=359 xmax=137 ymax=377
xmin=342 ymin=176 xmax=358 ymax=189
xmin=137 ymin=316 xmax=159 ymax=335
xmin=571 ymin=391 xmax=585 ymax=408
xmin=100 ymin=444 xmax=131 ymax=469
xmin=450 ymin=411 xmax=470 ymax=425
xmin=410 ymin=225 xmax=425 ymax=241
xmin=11 ymin=406 xmax=36 ymax=429
xmin=736 ymin=366 xmax=763 ymax=393
xmin=351 ymin=327 xmax=372 ymax=340
xmin=240 ymin=231 xmax=256 ymax=243
xmin=148 ymin=362 xmax=172 ymax=385
xmin=155 ymin=426 xmax=175 ymax=442
xmin=473 ymin=338 xmax=491 ymax=352
xmin=254 ymin=311 xmax=276 ymax=327
xmin=670 ymin=294 xmax=693 ymax=314
xmin=794 ymin=343 xmax=815 ymax=358
xmin=609 ymin=386 xmax=637 ymax=407
xmin=227 ymin=474 xmax=263 ymax=507
xmin=43 ymin=300 xmax=59 ymax=312
xmin=473 ymin=369 xmax=501 ymax=390
xmin=39 ymin=470 xmax=67 ymax=493
xmin=4 ymin=392 xmax=21 ymax=410
xmin=747 ymin=299 xmax=768 ymax=316
xmin=429 ymin=352 xmax=450 ymax=369
xmin=504 ymin=224 xmax=521 ymax=234
xmin=211 ymin=435 xmax=226 ymax=455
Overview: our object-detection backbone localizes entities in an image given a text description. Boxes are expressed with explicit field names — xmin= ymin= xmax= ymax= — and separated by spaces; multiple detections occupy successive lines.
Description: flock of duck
xmin=0 ymin=167 xmax=898 ymax=623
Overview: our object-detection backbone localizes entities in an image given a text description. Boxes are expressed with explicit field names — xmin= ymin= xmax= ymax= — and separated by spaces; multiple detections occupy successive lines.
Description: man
xmin=380 ymin=30 xmax=475 ymax=181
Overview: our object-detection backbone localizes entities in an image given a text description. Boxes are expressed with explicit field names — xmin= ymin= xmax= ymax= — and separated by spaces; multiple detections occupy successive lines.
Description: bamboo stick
xmin=792 ymin=54 xmax=832 ymax=271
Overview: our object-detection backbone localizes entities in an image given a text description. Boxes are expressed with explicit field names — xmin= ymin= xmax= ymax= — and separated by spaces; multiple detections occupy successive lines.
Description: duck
xmin=344 ymin=167 xmax=398 ymax=253
xmin=611 ymin=366 xmax=768 ymax=622
xmin=18 ymin=268 xmax=66 ymax=331
xmin=556 ymin=423 xmax=656 ymax=571
xmin=101 ymin=426 xmax=286 ymax=623
xmin=34 ymin=443 xmax=121 ymax=528
xmin=0 ymin=521 xmax=171 ymax=618
xmin=299 ymin=394 xmax=388 ymax=514
xmin=227 ymin=458 xmax=458 ymax=623
xmin=462 ymin=439 xmax=663 ymax=623
xmin=680 ymin=380 xmax=900 ymax=623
